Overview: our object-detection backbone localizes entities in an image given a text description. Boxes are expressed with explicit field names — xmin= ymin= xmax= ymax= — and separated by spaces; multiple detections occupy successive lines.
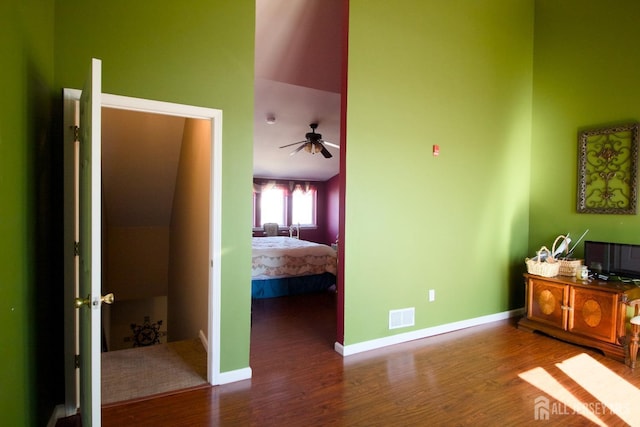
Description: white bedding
xmin=251 ymin=236 xmax=337 ymax=280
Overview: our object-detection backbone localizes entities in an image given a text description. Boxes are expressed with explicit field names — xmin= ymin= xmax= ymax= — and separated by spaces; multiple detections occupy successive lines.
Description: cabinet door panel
xmin=528 ymin=279 xmax=567 ymax=328
xmin=569 ymin=287 xmax=618 ymax=343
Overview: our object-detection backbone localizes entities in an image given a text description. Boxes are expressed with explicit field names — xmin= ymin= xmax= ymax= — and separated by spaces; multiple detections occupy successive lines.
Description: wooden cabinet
xmin=526 ymin=278 xmax=567 ymax=329
xmin=518 ymin=274 xmax=640 ymax=361
xmin=569 ymin=285 xmax=619 ymax=343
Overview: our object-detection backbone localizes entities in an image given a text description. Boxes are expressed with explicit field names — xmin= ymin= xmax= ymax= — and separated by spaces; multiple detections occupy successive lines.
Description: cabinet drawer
xmin=527 ymin=278 xmax=567 ymax=328
xmin=568 ymin=287 xmax=618 ymax=343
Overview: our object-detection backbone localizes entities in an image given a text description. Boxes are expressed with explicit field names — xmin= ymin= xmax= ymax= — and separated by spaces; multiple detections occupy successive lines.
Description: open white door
xmin=77 ymin=57 xmax=106 ymax=427
xmin=62 ymin=59 xmax=229 ymax=425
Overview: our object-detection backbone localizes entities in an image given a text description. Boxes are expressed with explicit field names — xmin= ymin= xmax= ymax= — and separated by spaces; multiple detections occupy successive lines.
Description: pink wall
xmin=325 ymin=174 xmax=340 ymax=245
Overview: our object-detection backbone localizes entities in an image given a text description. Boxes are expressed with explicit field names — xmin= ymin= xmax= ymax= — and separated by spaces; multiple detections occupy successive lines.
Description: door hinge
xmin=73 ymin=125 xmax=80 ymax=143
xmin=74 ymin=241 xmax=80 ymax=257
xmin=74 ymin=354 xmax=80 ymax=369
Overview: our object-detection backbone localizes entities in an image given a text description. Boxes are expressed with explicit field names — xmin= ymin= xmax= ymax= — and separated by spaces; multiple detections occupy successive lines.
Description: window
xmin=253 ymin=181 xmax=317 ymax=228
xmin=292 ymin=186 xmax=316 ymax=226
xmin=260 ymin=186 xmax=286 ymax=225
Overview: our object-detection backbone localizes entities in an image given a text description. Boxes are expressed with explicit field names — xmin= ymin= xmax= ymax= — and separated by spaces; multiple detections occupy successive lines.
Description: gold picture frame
xmin=577 ymin=123 xmax=639 ymax=214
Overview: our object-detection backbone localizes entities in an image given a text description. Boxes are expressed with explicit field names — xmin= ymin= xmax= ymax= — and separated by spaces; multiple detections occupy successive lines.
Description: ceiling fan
xmin=279 ymin=123 xmax=339 ymax=158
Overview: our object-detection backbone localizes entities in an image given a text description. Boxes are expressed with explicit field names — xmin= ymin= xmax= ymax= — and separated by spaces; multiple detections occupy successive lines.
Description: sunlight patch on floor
xmin=519 ymin=353 xmax=640 ymax=426
xmin=518 ymin=364 xmax=606 ymax=426
xmin=556 ymin=353 xmax=639 ymax=426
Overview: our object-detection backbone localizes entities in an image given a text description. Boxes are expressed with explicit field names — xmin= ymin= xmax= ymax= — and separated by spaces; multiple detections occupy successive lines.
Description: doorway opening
xmin=251 ymin=0 xmax=346 ymax=359
xmin=100 ymin=107 xmax=210 ymax=404
xmin=62 ymin=89 xmax=223 ymax=410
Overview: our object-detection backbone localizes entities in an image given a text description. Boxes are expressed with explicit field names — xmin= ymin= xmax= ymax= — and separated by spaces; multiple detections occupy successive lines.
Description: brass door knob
xmin=74 ymin=295 xmax=90 ymax=309
xmin=101 ymin=293 xmax=115 ymax=305
xmin=75 ymin=293 xmax=115 ymax=308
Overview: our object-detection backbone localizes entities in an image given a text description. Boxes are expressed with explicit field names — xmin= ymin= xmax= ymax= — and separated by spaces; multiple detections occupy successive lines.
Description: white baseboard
xmin=47 ymin=404 xmax=68 ymax=427
xmin=199 ymin=329 xmax=208 ymax=352
xmin=200 ymin=329 xmax=251 ymax=385
xmin=335 ymin=307 xmax=525 ymax=357
xmin=216 ymin=367 xmax=252 ymax=385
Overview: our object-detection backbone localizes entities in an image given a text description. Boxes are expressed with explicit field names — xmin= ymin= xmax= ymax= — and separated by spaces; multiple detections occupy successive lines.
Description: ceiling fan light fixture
xmin=279 ymin=123 xmax=333 ymax=158
xmin=303 ymin=142 xmax=323 ymax=154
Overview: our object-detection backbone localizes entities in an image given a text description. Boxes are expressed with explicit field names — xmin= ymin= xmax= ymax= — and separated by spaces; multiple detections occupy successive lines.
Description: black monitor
xmin=584 ymin=240 xmax=640 ymax=280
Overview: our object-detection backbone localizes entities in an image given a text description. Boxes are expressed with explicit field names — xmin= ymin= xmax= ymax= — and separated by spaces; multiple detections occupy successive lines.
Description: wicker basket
xmin=525 ymin=246 xmax=560 ymax=277
xmin=552 ymin=235 xmax=583 ymax=277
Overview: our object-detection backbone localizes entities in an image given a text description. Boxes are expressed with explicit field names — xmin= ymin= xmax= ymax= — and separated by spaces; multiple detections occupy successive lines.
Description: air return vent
xmin=389 ymin=307 xmax=415 ymax=330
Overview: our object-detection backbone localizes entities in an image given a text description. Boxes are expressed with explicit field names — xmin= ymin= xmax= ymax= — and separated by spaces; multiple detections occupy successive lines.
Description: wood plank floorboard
xmin=94 ymin=291 xmax=640 ymax=426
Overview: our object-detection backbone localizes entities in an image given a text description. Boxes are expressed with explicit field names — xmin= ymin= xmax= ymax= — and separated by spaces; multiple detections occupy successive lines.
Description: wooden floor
xmin=85 ymin=291 xmax=640 ymax=426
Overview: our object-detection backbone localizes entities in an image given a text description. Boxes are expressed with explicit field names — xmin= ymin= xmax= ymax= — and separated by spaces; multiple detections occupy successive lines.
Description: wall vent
xmin=389 ymin=307 xmax=415 ymax=330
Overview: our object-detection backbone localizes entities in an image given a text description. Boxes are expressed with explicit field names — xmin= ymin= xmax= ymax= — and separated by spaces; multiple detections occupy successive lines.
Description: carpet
xmin=101 ymin=338 xmax=207 ymax=405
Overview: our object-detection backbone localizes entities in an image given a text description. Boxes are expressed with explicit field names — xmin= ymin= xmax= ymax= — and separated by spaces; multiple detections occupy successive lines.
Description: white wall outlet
xmin=428 ymin=289 xmax=435 ymax=302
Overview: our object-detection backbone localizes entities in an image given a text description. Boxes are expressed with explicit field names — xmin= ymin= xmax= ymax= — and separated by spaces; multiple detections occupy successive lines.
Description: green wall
xmin=343 ymin=0 xmax=535 ymax=344
xmin=530 ymin=0 xmax=640 ymax=255
xmin=53 ymin=1 xmax=255 ymax=374
xmin=1 ymin=0 xmax=56 ymax=425
xmin=7 ymin=0 xmax=640 ymax=424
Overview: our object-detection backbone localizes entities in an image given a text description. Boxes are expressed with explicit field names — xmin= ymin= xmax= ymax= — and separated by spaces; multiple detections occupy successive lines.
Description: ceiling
xmin=101 ymin=0 xmax=342 ymax=228
xmin=253 ymin=79 xmax=341 ymax=181
xmin=253 ymin=0 xmax=343 ymax=181
xmin=102 ymin=108 xmax=186 ymax=227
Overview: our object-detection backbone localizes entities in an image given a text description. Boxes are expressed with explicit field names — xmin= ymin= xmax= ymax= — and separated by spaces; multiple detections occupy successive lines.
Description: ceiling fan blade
xmin=319 ymin=144 xmax=333 ymax=158
xmin=323 ymin=140 xmax=340 ymax=149
xmin=279 ymin=140 xmax=307 ymax=149
xmin=289 ymin=143 xmax=307 ymax=156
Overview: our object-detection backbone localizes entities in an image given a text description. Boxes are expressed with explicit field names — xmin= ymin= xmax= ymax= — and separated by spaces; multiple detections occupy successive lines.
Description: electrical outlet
xmin=428 ymin=289 xmax=435 ymax=302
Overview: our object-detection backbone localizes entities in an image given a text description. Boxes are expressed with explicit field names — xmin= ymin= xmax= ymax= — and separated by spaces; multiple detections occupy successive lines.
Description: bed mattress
xmin=251 ymin=236 xmax=337 ymax=280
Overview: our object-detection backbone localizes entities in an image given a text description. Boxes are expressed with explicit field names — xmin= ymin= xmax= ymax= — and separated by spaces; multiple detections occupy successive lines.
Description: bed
xmin=251 ymin=236 xmax=337 ymax=298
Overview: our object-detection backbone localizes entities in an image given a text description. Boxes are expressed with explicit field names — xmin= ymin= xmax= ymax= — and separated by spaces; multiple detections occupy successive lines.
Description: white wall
xmin=107 ymin=226 xmax=170 ymax=299
xmin=167 ymin=118 xmax=211 ymax=341
xmin=105 ymin=226 xmax=170 ymax=349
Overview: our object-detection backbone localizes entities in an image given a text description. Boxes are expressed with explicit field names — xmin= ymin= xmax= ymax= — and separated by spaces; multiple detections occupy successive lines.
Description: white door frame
xmin=62 ymin=89 xmax=223 ymax=415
